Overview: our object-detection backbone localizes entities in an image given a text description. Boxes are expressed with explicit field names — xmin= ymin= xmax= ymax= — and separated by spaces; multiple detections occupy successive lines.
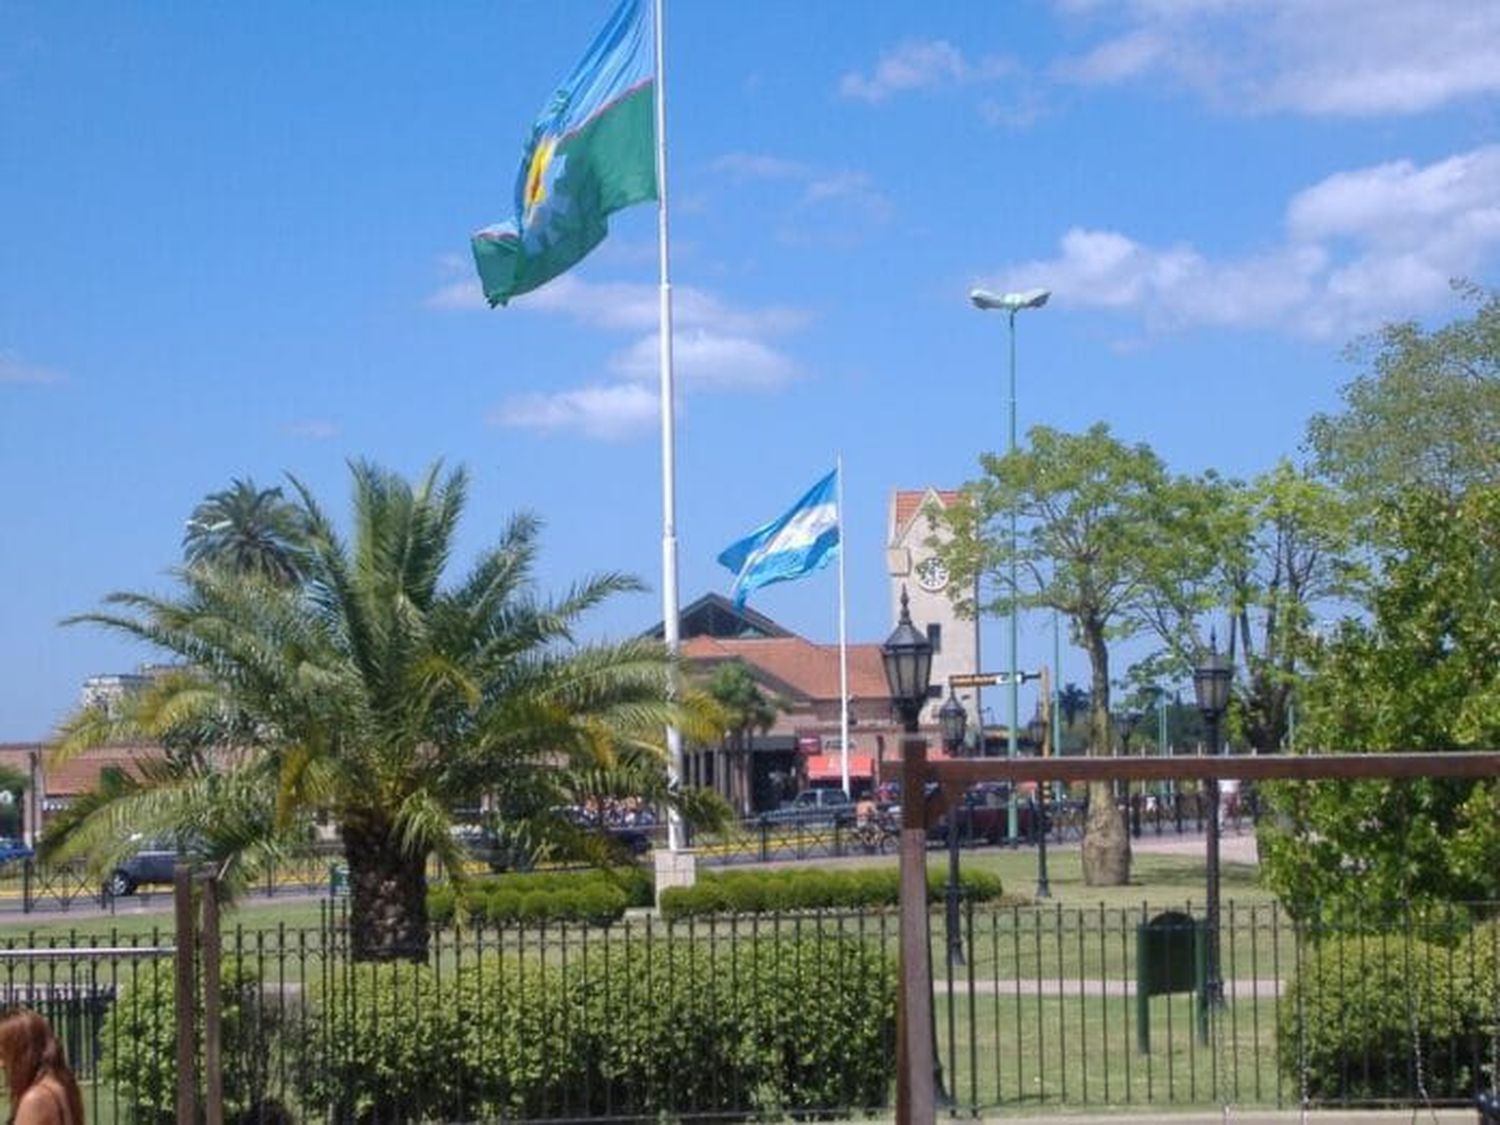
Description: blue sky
xmin=3 ymin=1 xmax=1498 ymax=740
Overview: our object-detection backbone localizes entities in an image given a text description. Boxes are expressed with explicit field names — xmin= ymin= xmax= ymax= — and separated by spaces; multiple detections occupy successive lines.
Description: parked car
xmin=558 ymin=806 xmax=655 ymax=856
xmin=0 ymin=837 xmax=33 ymax=866
xmin=105 ymin=836 xmax=199 ymax=897
xmin=762 ymin=788 xmax=856 ymax=827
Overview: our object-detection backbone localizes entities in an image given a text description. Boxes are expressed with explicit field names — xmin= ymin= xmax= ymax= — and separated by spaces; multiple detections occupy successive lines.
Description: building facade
xmin=886 ymin=488 xmax=982 ymax=739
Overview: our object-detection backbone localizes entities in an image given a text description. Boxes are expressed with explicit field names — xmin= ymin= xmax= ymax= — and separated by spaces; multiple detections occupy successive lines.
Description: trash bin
xmin=1135 ymin=910 xmax=1207 ymax=1052
xmin=328 ymin=863 xmax=348 ymax=898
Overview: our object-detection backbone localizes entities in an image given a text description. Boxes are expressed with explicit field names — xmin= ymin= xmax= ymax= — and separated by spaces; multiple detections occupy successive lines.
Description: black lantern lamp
xmin=939 ymin=692 xmax=967 ymax=753
xmin=1021 ymin=713 xmax=1052 ymax=898
xmin=1193 ymin=632 xmax=1233 ymax=727
xmin=883 ymin=587 xmax=934 ymax=734
xmin=1193 ymin=629 xmax=1233 ymax=1006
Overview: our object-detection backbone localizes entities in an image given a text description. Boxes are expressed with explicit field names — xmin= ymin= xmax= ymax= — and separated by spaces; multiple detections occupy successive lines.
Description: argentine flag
xmin=718 ymin=469 xmax=840 ymax=609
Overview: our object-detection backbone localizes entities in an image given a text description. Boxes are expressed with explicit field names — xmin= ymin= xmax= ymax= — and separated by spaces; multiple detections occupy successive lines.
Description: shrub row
xmin=659 ymin=864 xmax=1005 ymax=920
xmin=428 ymin=866 xmax=652 ymax=928
xmin=100 ymin=960 xmax=289 ymax=1125
xmin=1278 ymin=921 xmax=1499 ymax=1099
xmin=300 ymin=936 xmax=895 ymax=1121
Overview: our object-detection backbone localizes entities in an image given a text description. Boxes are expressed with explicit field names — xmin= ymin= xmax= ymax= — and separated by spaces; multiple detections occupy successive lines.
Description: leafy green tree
xmin=1224 ymin=462 xmax=1358 ymax=753
xmin=1259 ymin=485 xmax=1500 ymax=915
xmin=934 ymin=424 xmax=1222 ymax=885
xmin=1307 ymin=282 xmax=1500 ymax=516
xmin=54 ymin=461 xmax=711 ymax=960
xmin=183 ymin=477 xmax=308 ymax=586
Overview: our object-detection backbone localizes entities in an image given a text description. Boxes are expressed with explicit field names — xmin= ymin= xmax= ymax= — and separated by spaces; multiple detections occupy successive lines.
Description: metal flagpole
xmin=837 ymin=455 xmax=851 ymax=797
xmin=653 ymin=0 xmax=685 ymax=853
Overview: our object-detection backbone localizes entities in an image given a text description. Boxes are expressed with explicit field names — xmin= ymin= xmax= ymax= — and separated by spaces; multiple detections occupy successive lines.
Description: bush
xmin=303 ymin=935 xmax=894 ymax=1120
xmin=1278 ymin=923 xmax=1499 ymax=1100
xmin=102 ymin=959 xmax=289 ymax=1125
xmin=427 ymin=866 xmax=647 ymax=928
xmin=659 ymin=864 xmax=1004 ymax=921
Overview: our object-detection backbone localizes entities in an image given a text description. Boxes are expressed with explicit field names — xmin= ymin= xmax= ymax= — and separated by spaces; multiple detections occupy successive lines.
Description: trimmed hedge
xmin=659 ymin=864 xmax=1005 ymax=920
xmin=101 ymin=960 xmax=290 ymax=1124
xmin=1278 ymin=922 xmax=1499 ymax=1100
xmin=300 ymin=936 xmax=895 ymax=1121
xmin=428 ymin=865 xmax=652 ymax=928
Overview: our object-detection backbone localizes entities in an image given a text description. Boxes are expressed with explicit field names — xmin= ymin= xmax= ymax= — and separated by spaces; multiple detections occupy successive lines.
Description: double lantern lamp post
xmin=1193 ymin=631 xmax=1233 ymax=1007
xmin=938 ymin=691 xmax=967 ymax=967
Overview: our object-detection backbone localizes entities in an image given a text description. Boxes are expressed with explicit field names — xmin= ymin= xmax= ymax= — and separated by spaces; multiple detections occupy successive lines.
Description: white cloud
xmin=455 ymin=274 xmax=811 ymax=439
xmin=609 ymin=329 xmax=799 ymax=391
xmin=980 ymin=144 xmax=1500 ymax=339
xmin=839 ymin=39 xmax=1013 ymax=103
xmin=1052 ymin=0 xmax=1500 ymax=117
xmin=0 ymin=350 xmax=63 ymax=385
xmin=490 ymin=383 xmax=659 ymax=441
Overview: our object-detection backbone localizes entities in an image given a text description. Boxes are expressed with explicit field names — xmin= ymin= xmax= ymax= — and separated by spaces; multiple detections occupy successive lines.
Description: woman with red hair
xmin=0 ymin=1010 xmax=83 ymax=1125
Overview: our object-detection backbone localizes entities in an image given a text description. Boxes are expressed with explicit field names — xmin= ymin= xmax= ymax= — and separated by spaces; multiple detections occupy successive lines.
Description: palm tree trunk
xmin=342 ymin=814 xmax=430 ymax=963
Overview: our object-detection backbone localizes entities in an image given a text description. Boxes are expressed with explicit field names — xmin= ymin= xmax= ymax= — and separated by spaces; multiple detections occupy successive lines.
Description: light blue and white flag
xmin=718 ymin=469 xmax=840 ymax=608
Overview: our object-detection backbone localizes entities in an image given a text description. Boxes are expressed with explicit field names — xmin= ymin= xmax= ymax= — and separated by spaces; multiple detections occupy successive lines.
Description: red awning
xmin=806 ymin=753 xmax=874 ymax=780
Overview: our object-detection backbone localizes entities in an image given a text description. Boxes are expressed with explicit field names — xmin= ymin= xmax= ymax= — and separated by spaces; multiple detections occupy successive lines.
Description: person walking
xmin=0 ymin=1010 xmax=84 ymax=1125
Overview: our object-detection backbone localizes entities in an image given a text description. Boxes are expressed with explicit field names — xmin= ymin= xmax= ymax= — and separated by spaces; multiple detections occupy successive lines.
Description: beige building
xmin=886 ymin=488 xmax=982 ymax=740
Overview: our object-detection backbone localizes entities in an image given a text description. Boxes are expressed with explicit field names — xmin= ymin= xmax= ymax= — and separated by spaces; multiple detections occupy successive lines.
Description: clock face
xmin=916 ymin=557 xmax=949 ymax=593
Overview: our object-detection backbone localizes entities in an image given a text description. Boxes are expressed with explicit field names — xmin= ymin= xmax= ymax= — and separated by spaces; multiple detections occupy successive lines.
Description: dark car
xmin=106 ymin=836 xmax=199 ymax=897
xmin=558 ymin=807 xmax=655 ymax=856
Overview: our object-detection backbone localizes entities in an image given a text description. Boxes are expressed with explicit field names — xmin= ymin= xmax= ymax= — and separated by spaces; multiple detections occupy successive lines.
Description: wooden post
xmin=173 ymin=863 xmax=197 ymax=1125
xmin=201 ymin=873 xmax=224 ymax=1125
xmin=897 ymin=735 xmax=935 ymax=1125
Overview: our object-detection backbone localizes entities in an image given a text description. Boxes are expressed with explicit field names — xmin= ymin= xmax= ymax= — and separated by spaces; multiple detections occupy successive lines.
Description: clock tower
xmin=887 ymin=488 xmax=981 ymax=735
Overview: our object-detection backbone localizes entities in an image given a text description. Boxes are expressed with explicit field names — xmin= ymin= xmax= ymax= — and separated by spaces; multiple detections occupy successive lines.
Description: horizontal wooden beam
xmin=925 ymin=751 xmax=1500 ymax=785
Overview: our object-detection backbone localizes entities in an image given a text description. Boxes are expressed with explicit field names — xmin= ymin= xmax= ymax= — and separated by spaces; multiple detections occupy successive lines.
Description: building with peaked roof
xmin=0 ymin=743 xmax=167 ymax=844
xmin=886 ymin=487 xmax=982 ymax=736
xmin=646 ymin=592 xmax=793 ymax=642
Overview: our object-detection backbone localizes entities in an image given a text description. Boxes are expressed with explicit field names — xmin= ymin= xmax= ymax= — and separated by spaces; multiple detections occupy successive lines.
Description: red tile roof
xmin=892 ymin=488 xmax=962 ymax=542
xmin=680 ymin=636 xmax=889 ymax=703
xmin=0 ymin=743 xmax=166 ymax=797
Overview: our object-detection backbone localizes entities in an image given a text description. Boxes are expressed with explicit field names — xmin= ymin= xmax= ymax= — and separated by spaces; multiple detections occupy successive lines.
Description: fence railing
xmin=0 ymin=898 xmax=1493 ymax=1123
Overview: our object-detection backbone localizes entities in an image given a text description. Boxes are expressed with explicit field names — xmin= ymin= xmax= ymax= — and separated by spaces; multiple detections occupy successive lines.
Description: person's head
xmin=0 ymin=1009 xmax=82 ymax=1123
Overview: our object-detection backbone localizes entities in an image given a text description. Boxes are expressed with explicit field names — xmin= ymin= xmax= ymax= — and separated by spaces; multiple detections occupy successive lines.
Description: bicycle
xmin=852 ymin=814 xmax=898 ymax=854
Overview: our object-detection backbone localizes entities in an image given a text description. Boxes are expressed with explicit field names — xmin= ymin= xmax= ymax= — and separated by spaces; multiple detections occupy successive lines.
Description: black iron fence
xmin=0 ymin=898 xmax=1493 ymax=1123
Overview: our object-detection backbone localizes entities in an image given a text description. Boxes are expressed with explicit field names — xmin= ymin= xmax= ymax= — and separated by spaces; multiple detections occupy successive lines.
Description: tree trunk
xmin=1079 ymin=620 xmax=1130 ymax=886
xmin=342 ymin=814 xmax=430 ymax=963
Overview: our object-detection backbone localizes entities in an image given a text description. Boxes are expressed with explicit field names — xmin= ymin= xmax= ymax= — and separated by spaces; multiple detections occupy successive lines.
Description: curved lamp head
xmin=970 ymin=287 xmax=1051 ymax=312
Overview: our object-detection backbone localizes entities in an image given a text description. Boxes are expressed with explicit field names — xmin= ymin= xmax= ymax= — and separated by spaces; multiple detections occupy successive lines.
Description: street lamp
xmin=1024 ymin=714 xmax=1052 ymax=898
xmin=939 ymin=691 xmax=967 ymax=966
xmin=881 ymin=586 xmax=941 ymax=1121
xmin=1194 ymin=630 xmax=1233 ymax=1007
xmin=970 ymin=285 xmax=1050 ymax=843
xmin=884 ymin=588 xmax=935 ymax=736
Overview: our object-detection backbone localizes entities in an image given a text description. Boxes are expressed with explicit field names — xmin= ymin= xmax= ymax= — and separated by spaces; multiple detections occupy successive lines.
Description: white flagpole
xmin=837 ymin=455 xmax=851 ymax=798
xmin=653 ymin=0 xmax=685 ymax=852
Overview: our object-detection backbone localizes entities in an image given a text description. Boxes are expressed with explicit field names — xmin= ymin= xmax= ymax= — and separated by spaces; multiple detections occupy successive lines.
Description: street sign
xmin=950 ymin=670 xmax=1041 ymax=688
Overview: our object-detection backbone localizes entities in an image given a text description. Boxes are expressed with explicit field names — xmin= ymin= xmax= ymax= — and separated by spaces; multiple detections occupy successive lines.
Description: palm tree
xmin=183 ymin=478 xmax=307 ymax=585
xmin=705 ymin=662 xmax=781 ymax=815
xmin=54 ymin=461 xmax=708 ymax=961
xmin=1058 ymin=683 xmax=1089 ymax=733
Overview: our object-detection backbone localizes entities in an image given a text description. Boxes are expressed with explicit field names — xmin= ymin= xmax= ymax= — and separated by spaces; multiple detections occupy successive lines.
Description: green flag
xmin=471 ymin=0 xmax=657 ymax=307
